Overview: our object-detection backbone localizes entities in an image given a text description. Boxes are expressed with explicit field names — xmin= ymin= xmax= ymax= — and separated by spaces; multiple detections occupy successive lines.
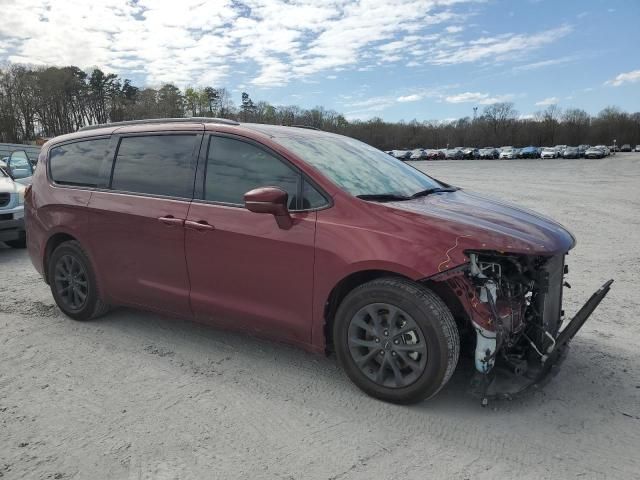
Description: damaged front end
xmin=434 ymin=251 xmax=613 ymax=403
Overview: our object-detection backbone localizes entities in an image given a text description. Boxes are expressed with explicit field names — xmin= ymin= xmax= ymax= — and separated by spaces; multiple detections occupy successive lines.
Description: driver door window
xmin=204 ymin=136 xmax=300 ymax=209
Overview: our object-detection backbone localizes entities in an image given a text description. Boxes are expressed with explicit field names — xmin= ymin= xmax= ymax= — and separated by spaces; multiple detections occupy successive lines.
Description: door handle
xmin=185 ymin=220 xmax=215 ymax=231
xmin=158 ymin=215 xmax=184 ymax=226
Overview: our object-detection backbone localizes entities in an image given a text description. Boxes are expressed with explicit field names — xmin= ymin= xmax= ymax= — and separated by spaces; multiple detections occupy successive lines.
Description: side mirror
xmin=244 ymin=187 xmax=292 ymax=229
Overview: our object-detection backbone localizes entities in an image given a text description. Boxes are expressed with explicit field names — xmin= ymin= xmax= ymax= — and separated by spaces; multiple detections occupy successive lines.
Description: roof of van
xmin=42 ymin=119 xmax=341 ymax=150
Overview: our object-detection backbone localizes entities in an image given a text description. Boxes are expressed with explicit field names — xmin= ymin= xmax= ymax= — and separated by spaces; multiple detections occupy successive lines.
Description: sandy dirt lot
xmin=1 ymin=154 xmax=639 ymax=480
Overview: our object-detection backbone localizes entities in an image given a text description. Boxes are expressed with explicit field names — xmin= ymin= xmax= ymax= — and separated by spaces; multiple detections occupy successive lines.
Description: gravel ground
xmin=1 ymin=153 xmax=639 ymax=480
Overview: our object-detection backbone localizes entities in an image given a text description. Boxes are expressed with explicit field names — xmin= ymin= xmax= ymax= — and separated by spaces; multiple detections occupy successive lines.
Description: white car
xmin=390 ymin=150 xmax=411 ymax=160
xmin=635 ymin=145 xmax=640 ymax=152
xmin=0 ymin=166 xmax=26 ymax=248
xmin=595 ymin=145 xmax=610 ymax=156
xmin=540 ymin=148 xmax=557 ymax=159
xmin=409 ymin=149 xmax=425 ymax=160
xmin=499 ymin=148 xmax=518 ymax=159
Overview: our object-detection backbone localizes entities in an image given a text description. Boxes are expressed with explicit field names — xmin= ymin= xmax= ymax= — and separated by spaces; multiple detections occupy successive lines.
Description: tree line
xmin=1 ymin=63 xmax=639 ymax=149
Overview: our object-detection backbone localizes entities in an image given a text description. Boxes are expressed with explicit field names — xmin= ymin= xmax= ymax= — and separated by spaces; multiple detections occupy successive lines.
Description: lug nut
xmin=393 ymin=339 xmax=399 ymax=345
xmin=380 ymin=350 xmax=385 ymax=355
xmin=375 ymin=338 xmax=380 ymax=343
xmin=392 ymin=351 xmax=397 ymax=357
xmin=383 ymin=330 xmax=389 ymax=336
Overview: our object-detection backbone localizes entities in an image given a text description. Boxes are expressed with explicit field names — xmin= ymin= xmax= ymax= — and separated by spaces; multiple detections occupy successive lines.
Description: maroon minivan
xmin=25 ymin=118 xmax=612 ymax=403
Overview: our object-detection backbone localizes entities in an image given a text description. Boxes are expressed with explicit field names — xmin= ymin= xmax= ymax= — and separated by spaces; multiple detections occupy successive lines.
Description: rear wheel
xmin=334 ymin=277 xmax=459 ymax=404
xmin=48 ymin=240 xmax=110 ymax=321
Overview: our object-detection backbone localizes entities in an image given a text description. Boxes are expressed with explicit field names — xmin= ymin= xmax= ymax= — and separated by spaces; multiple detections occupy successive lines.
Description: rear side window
xmin=50 ymin=138 xmax=110 ymax=187
xmin=204 ymin=136 xmax=300 ymax=208
xmin=111 ymin=135 xmax=196 ymax=198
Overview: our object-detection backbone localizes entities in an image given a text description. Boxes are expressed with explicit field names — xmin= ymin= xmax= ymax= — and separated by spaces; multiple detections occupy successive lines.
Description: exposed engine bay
xmin=431 ymin=251 xmax=613 ymax=402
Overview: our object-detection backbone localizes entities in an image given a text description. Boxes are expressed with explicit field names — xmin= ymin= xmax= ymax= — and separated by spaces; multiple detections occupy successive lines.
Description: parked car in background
xmin=635 ymin=145 xmax=640 ymax=152
xmin=425 ymin=149 xmax=445 ymax=160
xmin=462 ymin=147 xmax=479 ymax=159
xmin=499 ymin=147 xmax=518 ymax=159
xmin=445 ymin=149 xmax=464 ymax=160
xmin=595 ymin=145 xmax=610 ymax=156
xmin=478 ymin=148 xmax=498 ymax=159
xmin=585 ymin=147 xmax=605 ymax=159
xmin=518 ymin=146 xmax=539 ymax=158
xmin=3 ymin=150 xmax=34 ymax=185
xmin=25 ymin=117 xmax=612 ymax=404
xmin=0 ymin=166 xmax=26 ymax=248
xmin=562 ymin=147 xmax=580 ymax=159
xmin=620 ymin=144 xmax=632 ymax=152
xmin=390 ymin=150 xmax=411 ymax=160
xmin=541 ymin=147 xmax=557 ymax=159
xmin=577 ymin=145 xmax=589 ymax=157
xmin=409 ymin=149 xmax=426 ymax=160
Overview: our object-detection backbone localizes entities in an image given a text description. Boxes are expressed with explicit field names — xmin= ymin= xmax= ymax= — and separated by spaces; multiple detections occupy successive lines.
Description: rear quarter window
xmin=49 ymin=138 xmax=111 ymax=187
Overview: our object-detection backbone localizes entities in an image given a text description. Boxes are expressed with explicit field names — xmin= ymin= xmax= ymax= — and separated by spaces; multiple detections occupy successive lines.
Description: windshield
xmin=276 ymin=134 xmax=443 ymax=197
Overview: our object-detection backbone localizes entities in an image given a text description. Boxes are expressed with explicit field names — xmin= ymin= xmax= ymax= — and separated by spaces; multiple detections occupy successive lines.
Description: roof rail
xmin=79 ymin=117 xmax=240 ymax=132
xmin=291 ymin=124 xmax=321 ymax=131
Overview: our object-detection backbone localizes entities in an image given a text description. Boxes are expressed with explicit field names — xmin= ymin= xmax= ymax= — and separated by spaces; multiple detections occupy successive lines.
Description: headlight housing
xmin=17 ymin=189 xmax=25 ymax=205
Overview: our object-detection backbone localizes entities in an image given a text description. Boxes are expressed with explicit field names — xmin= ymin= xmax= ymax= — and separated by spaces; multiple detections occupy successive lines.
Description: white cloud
xmin=428 ymin=25 xmax=572 ymax=65
xmin=0 ymin=1 xmax=576 ymax=90
xmin=604 ymin=70 xmax=640 ymax=87
xmin=513 ymin=56 xmax=577 ymax=71
xmin=397 ymin=94 xmax=423 ymax=102
xmin=445 ymin=91 xmax=515 ymax=104
xmin=535 ymin=96 xmax=559 ymax=106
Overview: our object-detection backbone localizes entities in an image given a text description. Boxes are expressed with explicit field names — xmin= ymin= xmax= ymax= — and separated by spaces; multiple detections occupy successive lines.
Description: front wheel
xmin=334 ymin=277 xmax=460 ymax=404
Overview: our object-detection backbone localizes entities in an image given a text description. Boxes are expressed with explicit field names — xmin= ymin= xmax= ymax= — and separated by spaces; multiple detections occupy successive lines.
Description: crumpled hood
xmin=386 ymin=189 xmax=576 ymax=255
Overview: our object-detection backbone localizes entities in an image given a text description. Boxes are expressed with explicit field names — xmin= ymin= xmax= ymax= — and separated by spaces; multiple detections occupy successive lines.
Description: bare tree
xmin=1 ymin=62 xmax=639 ymax=149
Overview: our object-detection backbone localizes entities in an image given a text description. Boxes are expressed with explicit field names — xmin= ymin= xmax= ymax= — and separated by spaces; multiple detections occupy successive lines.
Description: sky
xmin=0 ymin=0 xmax=639 ymax=122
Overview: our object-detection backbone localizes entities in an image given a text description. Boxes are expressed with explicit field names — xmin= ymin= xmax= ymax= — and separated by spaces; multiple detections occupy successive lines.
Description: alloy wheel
xmin=54 ymin=254 xmax=89 ymax=311
xmin=347 ymin=303 xmax=428 ymax=388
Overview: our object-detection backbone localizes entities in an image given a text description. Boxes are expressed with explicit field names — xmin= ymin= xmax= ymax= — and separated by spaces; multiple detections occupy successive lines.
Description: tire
xmin=333 ymin=277 xmax=460 ymax=404
xmin=47 ymin=240 xmax=110 ymax=321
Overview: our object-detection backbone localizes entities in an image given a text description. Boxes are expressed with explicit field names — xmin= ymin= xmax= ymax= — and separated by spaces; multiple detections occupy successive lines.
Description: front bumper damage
xmin=479 ymin=279 xmax=613 ymax=402
xmin=430 ymin=252 xmax=613 ymax=403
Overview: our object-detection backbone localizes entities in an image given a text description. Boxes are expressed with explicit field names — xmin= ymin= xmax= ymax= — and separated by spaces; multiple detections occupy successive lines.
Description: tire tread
xmin=49 ymin=240 xmax=110 ymax=321
xmin=334 ymin=276 xmax=460 ymax=403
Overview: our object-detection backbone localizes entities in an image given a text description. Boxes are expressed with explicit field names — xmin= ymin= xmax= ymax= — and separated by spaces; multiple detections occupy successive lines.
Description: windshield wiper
xmin=356 ymin=193 xmax=412 ymax=202
xmin=357 ymin=187 xmax=459 ymax=202
xmin=410 ymin=187 xmax=459 ymax=198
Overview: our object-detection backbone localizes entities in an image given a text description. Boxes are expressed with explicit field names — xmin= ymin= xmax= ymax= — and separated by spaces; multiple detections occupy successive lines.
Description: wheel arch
xmin=322 ymin=270 xmax=470 ymax=355
xmin=43 ymin=232 xmax=78 ymax=284
xmin=323 ymin=269 xmax=413 ymax=353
